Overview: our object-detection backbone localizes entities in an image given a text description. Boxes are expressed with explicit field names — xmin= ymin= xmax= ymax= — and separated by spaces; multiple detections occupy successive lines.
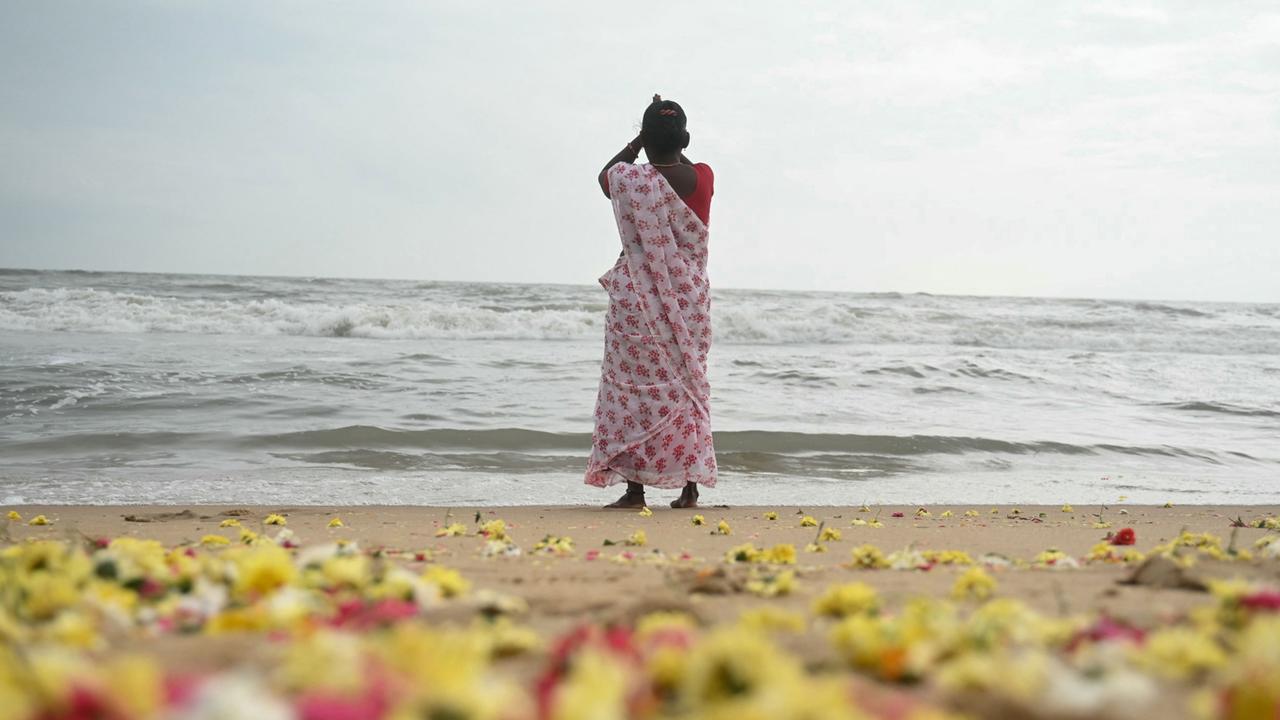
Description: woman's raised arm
xmin=598 ymin=133 xmax=643 ymax=198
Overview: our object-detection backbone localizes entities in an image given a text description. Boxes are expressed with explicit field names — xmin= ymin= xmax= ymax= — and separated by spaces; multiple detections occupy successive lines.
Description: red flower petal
xmin=1110 ymin=528 xmax=1136 ymax=546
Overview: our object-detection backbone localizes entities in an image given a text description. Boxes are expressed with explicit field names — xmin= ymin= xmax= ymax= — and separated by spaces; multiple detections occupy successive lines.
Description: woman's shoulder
xmin=692 ymin=163 xmax=713 ymax=197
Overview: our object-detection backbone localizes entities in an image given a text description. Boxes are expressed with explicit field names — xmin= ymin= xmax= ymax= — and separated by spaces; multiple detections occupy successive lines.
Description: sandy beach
xmin=10 ymin=503 xmax=1279 ymax=633
xmin=5 ymin=502 xmax=1280 ymax=719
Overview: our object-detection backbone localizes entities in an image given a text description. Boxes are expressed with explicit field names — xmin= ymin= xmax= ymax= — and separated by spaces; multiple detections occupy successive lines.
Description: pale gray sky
xmin=2 ymin=1 xmax=1278 ymax=301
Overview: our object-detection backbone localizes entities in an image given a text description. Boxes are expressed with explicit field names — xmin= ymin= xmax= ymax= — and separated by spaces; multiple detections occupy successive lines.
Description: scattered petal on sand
xmin=814 ymin=582 xmax=880 ymax=618
xmin=532 ymin=535 xmax=575 ymax=556
xmin=951 ymin=567 xmax=997 ymax=601
xmin=1 ymin=507 xmax=1276 ymax=720
xmin=479 ymin=519 xmax=509 ymax=541
xmin=1110 ymin=527 xmax=1137 ymax=546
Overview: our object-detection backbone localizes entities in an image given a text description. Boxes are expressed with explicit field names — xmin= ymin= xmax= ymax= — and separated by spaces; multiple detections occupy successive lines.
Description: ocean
xmin=1 ymin=268 xmax=1277 ymax=506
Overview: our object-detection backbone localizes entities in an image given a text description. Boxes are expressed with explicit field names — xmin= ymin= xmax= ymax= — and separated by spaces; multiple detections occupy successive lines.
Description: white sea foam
xmin=0 ymin=287 xmax=600 ymax=340
xmin=2 ymin=283 xmax=1279 ymax=354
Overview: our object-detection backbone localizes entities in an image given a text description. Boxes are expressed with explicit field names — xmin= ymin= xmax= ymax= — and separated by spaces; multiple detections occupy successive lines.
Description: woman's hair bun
xmin=641 ymin=100 xmax=688 ymax=154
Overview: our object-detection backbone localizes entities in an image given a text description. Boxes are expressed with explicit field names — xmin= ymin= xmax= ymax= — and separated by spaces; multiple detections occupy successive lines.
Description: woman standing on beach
xmin=585 ymin=95 xmax=717 ymax=510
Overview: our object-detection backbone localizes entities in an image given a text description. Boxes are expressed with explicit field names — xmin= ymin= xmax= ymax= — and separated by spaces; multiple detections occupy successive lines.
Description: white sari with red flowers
xmin=584 ymin=162 xmax=716 ymax=489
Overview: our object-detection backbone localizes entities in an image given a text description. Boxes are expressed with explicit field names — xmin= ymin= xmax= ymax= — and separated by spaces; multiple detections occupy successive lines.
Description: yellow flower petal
xmin=951 ymin=567 xmax=997 ymax=601
xmin=422 ymin=565 xmax=471 ymax=597
xmin=813 ymin=582 xmax=880 ymax=618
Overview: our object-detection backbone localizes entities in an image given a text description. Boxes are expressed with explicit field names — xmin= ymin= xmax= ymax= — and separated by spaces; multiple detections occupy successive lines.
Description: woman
xmin=584 ymin=94 xmax=717 ymax=510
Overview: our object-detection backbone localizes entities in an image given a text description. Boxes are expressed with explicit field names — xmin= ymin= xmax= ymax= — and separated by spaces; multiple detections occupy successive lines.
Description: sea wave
xmin=0 ymin=287 xmax=601 ymax=340
xmin=1131 ymin=301 xmax=1211 ymax=318
xmin=3 ymin=283 xmax=1280 ymax=353
xmin=2 ymin=425 xmax=1252 ymax=465
xmin=1156 ymin=401 xmax=1280 ymax=419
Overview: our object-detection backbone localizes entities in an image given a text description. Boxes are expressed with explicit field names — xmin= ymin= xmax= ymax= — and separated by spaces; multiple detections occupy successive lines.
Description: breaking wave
xmin=3 ymin=283 xmax=1279 ymax=353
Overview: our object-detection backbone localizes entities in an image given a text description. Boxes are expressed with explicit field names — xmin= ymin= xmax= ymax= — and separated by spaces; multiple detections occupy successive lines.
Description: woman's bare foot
xmin=605 ymin=481 xmax=647 ymax=509
xmin=670 ymin=482 xmax=699 ymax=509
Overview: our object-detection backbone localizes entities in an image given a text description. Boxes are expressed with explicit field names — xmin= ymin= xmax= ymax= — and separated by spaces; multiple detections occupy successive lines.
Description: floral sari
xmin=584 ymin=162 xmax=716 ymax=489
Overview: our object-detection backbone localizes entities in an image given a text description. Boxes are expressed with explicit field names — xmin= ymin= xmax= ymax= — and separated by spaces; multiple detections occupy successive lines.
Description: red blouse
xmin=679 ymin=163 xmax=714 ymax=227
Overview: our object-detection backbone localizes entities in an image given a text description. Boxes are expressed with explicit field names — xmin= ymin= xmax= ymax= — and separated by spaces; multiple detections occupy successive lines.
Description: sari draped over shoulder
xmin=584 ymin=162 xmax=717 ymax=489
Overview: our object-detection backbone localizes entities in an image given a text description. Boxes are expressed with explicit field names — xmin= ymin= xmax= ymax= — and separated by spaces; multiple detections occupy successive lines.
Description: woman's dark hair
xmin=641 ymin=100 xmax=689 ymax=155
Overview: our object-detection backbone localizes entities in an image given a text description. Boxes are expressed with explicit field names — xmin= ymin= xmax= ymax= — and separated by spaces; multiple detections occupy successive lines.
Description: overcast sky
xmin=1 ymin=1 xmax=1277 ymax=301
